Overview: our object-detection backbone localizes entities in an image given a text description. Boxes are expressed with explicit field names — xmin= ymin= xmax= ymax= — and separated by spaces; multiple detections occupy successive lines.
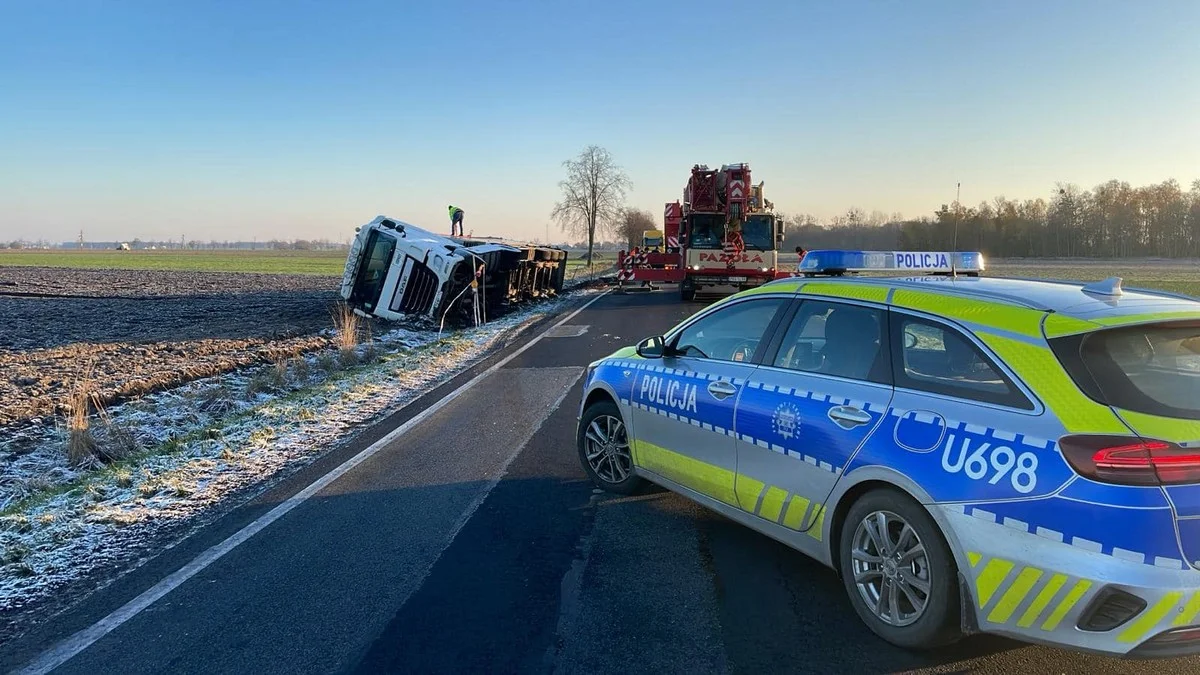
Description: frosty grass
xmin=0 ymin=288 xmax=602 ymax=614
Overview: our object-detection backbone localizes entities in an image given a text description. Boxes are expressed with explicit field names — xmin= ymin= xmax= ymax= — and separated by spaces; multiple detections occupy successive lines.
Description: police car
xmin=576 ymin=250 xmax=1200 ymax=657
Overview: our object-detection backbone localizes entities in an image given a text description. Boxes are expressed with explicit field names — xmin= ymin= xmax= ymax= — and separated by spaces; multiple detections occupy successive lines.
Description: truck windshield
xmin=349 ymin=230 xmax=396 ymax=312
xmin=742 ymin=215 xmax=775 ymax=250
xmin=687 ymin=214 xmax=725 ymax=249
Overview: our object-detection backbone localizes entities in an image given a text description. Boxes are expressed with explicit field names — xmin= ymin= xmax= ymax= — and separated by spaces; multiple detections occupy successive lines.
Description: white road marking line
xmin=16 ymin=290 xmax=611 ymax=675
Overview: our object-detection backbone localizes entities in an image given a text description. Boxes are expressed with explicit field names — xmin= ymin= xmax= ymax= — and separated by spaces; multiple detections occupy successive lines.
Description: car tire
xmin=577 ymin=400 xmax=643 ymax=495
xmin=838 ymin=488 xmax=962 ymax=650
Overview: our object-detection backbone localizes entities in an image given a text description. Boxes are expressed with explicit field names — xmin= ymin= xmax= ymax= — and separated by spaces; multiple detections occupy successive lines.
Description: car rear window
xmin=1051 ymin=321 xmax=1200 ymax=420
xmin=891 ymin=314 xmax=1034 ymax=409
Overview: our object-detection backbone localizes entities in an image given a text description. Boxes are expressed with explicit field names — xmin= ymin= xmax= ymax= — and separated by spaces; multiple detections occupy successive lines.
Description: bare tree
xmin=615 ymin=207 xmax=658 ymax=250
xmin=551 ymin=145 xmax=632 ymax=265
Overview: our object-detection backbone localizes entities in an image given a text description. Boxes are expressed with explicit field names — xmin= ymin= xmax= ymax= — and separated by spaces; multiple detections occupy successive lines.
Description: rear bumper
xmin=934 ymin=505 xmax=1200 ymax=658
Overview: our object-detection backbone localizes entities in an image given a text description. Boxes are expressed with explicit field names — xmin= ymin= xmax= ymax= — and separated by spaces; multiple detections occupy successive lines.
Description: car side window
xmin=671 ymin=298 xmax=787 ymax=363
xmin=893 ymin=314 xmax=1033 ymax=409
xmin=772 ymin=300 xmax=890 ymax=384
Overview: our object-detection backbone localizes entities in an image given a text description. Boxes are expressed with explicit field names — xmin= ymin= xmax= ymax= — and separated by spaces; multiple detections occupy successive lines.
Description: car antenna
xmin=950 ymin=181 xmax=960 ymax=279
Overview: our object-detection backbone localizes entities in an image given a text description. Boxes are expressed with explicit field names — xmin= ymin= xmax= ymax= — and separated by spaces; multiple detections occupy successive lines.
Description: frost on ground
xmin=0 ymin=287 xmax=602 ymax=633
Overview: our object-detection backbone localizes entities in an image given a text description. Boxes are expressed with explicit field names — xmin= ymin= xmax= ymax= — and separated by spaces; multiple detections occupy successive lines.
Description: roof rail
xmin=867 ymin=277 xmax=1051 ymax=311
xmin=793 ymin=275 xmax=1051 ymax=311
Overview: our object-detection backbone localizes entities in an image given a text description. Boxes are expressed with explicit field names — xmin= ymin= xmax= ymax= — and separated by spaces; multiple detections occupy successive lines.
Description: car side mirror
xmin=904 ymin=331 xmax=918 ymax=349
xmin=636 ymin=335 xmax=666 ymax=359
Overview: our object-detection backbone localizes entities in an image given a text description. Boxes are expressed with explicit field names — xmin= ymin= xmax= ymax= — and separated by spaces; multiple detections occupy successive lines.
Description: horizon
xmin=2 ymin=1 xmax=1197 ymax=244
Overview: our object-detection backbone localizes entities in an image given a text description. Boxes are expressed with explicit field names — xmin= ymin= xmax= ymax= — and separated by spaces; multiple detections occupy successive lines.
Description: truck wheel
xmin=680 ymin=280 xmax=696 ymax=302
xmin=838 ymin=488 xmax=962 ymax=650
xmin=577 ymin=400 xmax=643 ymax=495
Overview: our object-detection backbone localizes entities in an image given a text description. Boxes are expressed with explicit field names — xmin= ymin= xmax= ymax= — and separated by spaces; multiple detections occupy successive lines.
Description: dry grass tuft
xmin=333 ymin=302 xmax=360 ymax=347
xmin=64 ymin=362 xmax=108 ymax=467
xmin=271 ymin=357 xmax=289 ymax=388
xmin=332 ymin=302 xmax=365 ymax=365
xmin=66 ymin=385 xmax=100 ymax=467
xmin=63 ymin=357 xmax=135 ymax=465
xmin=317 ymin=352 xmax=338 ymax=374
xmin=291 ymin=355 xmax=310 ymax=382
xmin=244 ymin=370 xmax=274 ymax=398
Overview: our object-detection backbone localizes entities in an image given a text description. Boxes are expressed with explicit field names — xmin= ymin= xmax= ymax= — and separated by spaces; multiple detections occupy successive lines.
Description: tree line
xmin=782 ymin=179 xmax=1200 ymax=259
xmin=551 ymin=145 xmax=1200 ymax=262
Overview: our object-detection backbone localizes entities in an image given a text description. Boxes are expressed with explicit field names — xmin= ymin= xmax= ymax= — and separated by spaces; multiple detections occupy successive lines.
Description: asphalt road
xmin=5 ymin=288 xmax=1200 ymax=674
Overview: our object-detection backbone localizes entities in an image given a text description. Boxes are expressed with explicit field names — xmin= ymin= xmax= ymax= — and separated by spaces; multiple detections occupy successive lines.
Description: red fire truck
xmin=617 ymin=163 xmax=787 ymax=301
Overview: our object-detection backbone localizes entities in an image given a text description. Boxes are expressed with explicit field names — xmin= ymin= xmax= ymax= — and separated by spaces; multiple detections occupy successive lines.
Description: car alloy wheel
xmin=850 ymin=510 xmax=931 ymax=628
xmin=583 ymin=413 xmax=632 ymax=484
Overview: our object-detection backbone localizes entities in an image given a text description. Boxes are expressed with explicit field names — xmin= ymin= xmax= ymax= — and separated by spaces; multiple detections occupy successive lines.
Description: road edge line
xmin=17 ymin=289 xmax=611 ymax=675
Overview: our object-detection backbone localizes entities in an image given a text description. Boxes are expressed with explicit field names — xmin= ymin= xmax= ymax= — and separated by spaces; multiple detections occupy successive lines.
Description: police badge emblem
xmin=772 ymin=402 xmax=800 ymax=440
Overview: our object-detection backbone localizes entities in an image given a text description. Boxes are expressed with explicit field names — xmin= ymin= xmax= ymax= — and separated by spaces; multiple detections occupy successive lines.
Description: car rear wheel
xmin=578 ymin=400 xmax=643 ymax=495
xmin=838 ymin=488 xmax=962 ymax=649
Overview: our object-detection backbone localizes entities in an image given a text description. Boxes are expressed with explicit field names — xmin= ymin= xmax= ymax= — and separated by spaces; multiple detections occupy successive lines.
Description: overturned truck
xmin=340 ymin=215 xmax=569 ymax=326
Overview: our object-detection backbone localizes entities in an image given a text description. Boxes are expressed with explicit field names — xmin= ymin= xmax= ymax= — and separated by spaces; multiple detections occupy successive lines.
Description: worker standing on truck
xmin=448 ymin=205 xmax=465 ymax=237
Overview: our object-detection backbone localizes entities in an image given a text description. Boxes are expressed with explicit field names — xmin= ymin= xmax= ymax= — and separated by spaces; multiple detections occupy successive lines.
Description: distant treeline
xmin=782 ymin=179 xmax=1200 ymax=258
xmin=13 ymin=239 xmax=353 ymax=251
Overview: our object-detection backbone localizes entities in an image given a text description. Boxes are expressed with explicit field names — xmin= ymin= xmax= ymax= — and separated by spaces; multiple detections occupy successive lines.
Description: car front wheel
xmin=838 ymin=488 xmax=962 ymax=650
xmin=577 ymin=400 xmax=643 ymax=495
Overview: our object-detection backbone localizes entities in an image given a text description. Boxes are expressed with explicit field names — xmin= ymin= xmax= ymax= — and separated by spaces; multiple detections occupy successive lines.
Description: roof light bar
xmin=798 ymin=250 xmax=985 ymax=276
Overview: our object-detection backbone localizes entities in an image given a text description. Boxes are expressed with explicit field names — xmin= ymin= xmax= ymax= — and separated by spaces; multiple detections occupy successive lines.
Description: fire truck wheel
xmin=680 ymin=280 xmax=696 ymax=302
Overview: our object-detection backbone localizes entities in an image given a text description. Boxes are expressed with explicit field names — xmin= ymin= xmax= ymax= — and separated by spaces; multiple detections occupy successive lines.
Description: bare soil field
xmin=1 ymin=266 xmax=343 ymax=429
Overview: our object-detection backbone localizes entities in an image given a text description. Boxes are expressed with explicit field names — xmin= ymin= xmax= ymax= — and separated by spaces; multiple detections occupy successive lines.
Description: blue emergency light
xmin=798 ymin=250 xmax=985 ymax=276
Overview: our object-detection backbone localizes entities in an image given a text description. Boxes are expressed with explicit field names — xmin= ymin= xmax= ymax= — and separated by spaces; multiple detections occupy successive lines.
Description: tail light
xmin=1060 ymin=435 xmax=1200 ymax=486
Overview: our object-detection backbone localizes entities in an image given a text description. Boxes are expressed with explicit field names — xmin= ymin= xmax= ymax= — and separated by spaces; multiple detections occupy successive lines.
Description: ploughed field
xmin=0 ymin=265 xmax=343 ymax=428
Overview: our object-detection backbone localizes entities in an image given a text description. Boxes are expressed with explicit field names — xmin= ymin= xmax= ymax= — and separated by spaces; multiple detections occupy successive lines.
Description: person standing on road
xmin=448 ymin=205 xmax=465 ymax=237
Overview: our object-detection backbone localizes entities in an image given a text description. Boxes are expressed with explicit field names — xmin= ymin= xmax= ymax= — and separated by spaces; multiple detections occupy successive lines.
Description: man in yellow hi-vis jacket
xmin=448 ymin=205 xmax=465 ymax=237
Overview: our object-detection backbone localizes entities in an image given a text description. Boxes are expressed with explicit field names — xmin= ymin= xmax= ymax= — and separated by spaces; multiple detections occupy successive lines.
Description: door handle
xmin=828 ymin=405 xmax=872 ymax=429
xmin=707 ymin=380 xmax=738 ymax=399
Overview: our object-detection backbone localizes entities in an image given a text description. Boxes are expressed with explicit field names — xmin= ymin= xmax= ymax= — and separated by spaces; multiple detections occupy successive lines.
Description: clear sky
xmin=2 ymin=0 xmax=1197 ymax=244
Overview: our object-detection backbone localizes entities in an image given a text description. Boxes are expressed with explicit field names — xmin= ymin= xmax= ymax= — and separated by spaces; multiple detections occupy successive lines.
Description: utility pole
xmin=78 ymin=229 xmax=84 ymax=249
xmin=951 ymin=182 xmax=962 ymax=278
xmin=952 ymin=182 xmax=961 ymax=253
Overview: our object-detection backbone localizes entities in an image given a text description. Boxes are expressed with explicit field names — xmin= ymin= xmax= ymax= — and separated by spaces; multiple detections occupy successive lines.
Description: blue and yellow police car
xmin=576 ymin=250 xmax=1200 ymax=657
